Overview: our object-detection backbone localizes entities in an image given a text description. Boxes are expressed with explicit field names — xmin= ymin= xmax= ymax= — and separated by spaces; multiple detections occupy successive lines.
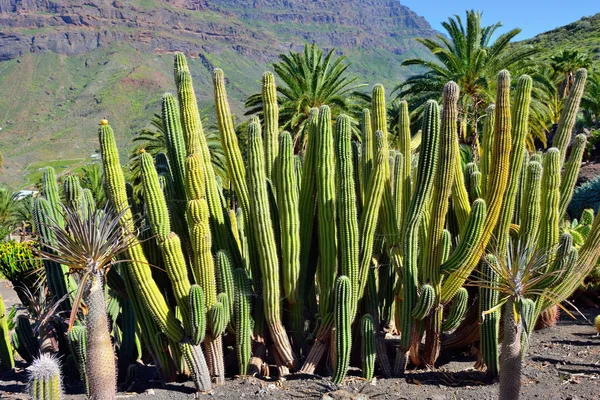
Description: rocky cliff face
xmin=0 ymin=0 xmax=435 ymax=61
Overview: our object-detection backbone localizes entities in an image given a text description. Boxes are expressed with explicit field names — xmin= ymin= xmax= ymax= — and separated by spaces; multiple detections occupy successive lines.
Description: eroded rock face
xmin=0 ymin=0 xmax=435 ymax=61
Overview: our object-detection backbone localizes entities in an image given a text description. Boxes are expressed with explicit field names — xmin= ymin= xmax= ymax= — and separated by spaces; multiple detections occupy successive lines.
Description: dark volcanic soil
xmin=2 ymin=279 xmax=599 ymax=400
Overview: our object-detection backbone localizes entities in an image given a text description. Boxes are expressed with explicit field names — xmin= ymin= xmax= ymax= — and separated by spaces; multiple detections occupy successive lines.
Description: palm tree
xmin=549 ymin=50 xmax=592 ymax=99
xmin=245 ymin=43 xmax=366 ymax=146
xmin=581 ymin=71 xmax=600 ymax=128
xmin=395 ymin=10 xmax=538 ymax=152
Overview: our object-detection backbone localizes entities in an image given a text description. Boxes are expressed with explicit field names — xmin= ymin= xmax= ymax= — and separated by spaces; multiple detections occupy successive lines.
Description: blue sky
xmin=401 ymin=1 xmax=599 ymax=40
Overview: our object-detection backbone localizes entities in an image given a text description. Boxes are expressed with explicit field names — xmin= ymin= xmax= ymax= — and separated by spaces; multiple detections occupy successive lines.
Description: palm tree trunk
xmin=499 ymin=299 xmax=522 ymax=400
xmin=85 ymin=272 xmax=116 ymax=400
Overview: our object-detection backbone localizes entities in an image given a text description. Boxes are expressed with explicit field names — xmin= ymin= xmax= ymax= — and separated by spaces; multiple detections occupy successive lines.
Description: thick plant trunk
xmin=85 ymin=273 xmax=116 ymax=400
xmin=499 ymin=299 xmax=522 ymax=400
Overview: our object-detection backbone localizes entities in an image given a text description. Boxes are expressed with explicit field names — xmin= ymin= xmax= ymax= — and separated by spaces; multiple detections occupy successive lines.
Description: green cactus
xmin=246 ymin=118 xmax=296 ymax=369
xmin=233 ymin=268 xmax=252 ymax=376
xmin=189 ymin=285 xmax=206 ymax=345
xmin=397 ymin=100 xmax=412 ymax=231
xmin=0 ymin=293 xmax=14 ymax=373
xmin=470 ymin=171 xmax=482 ymax=200
xmin=27 ymin=354 xmax=63 ymax=400
xmin=277 ymin=131 xmax=301 ymax=306
xmin=208 ymin=296 xmax=228 ymax=338
xmin=539 ymin=148 xmax=561 ymax=258
xmin=479 ymin=255 xmax=500 ymax=377
xmin=440 ymin=70 xmax=513 ymax=304
xmin=357 ymin=131 xmax=386 ymax=302
xmin=335 ymin=114 xmax=360 ymax=315
xmin=412 ymin=284 xmax=436 ymax=320
xmin=553 ymin=68 xmax=587 ymax=164
xmin=441 ymin=287 xmax=468 ymax=332
xmin=514 ymin=150 xmax=530 ymax=224
xmin=519 ymin=161 xmax=543 ymax=248
xmin=400 ymin=99 xmax=440 ymax=351
xmin=15 ymin=316 xmax=39 ymax=363
xmin=480 ymin=104 xmax=496 ymax=194
xmin=161 ymin=93 xmax=188 ymax=206
xmin=315 ymin=105 xmax=338 ymax=317
xmin=67 ymin=326 xmax=88 ymax=393
xmin=559 ymin=134 xmax=587 ymax=218
xmin=62 ymin=174 xmax=83 ymax=211
xmin=360 ymin=314 xmax=375 ymax=381
xmin=494 ymin=75 xmax=532 ymax=252
xmin=262 ymin=71 xmax=279 ymax=180
xmin=42 ymin=167 xmax=64 ymax=227
xmin=215 ymin=251 xmax=235 ymax=324
xmin=332 ymin=276 xmax=352 ymax=385
xmin=361 ymin=108 xmax=374 ymax=197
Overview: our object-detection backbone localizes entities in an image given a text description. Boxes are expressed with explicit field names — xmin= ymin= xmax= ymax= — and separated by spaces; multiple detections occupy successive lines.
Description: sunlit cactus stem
xmin=559 ymin=134 xmax=587 ymax=218
xmin=262 ymin=71 xmax=279 ymax=180
xmin=332 ymin=276 xmax=352 ymax=385
xmin=0 ymin=293 xmax=14 ymax=373
xmin=360 ymin=314 xmax=375 ymax=381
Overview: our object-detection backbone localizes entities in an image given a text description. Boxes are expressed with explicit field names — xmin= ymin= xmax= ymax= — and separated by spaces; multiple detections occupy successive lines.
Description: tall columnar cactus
xmin=246 ymin=118 xmax=296 ymax=369
xmin=441 ymin=287 xmax=468 ymax=332
xmin=62 ymin=174 xmax=83 ymax=211
xmin=215 ymin=251 xmax=235 ymax=324
xmin=0 ymin=293 xmax=14 ymax=373
xmin=233 ymin=269 xmax=252 ymax=376
xmin=67 ymin=326 xmax=88 ymax=393
xmin=479 ymin=255 xmax=500 ymax=377
xmin=441 ymin=70 xmax=513 ymax=303
xmin=552 ymin=68 xmax=588 ymax=164
xmin=315 ymin=105 xmax=338 ymax=317
xmin=189 ymin=285 xmax=206 ymax=345
xmin=559 ymin=134 xmax=587 ymax=218
xmin=33 ymin=197 xmax=72 ymax=313
xmin=422 ymin=82 xmax=459 ymax=364
xmin=480 ymin=104 xmax=496 ymax=194
xmin=42 ymin=167 xmax=64 ymax=227
xmin=519 ymin=161 xmax=543 ymax=248
xmin=357 ymin=131 xmax=386 ymax=302
xmin=28 ymin=354 xmax=63 ymax=400
xmin=400 ymin=99 xmax=440 ymax=359
xmin=213 ymin=68 xmax=251 ymax=219
xmin=335 ymin=115 xmax=359 ymax=314
xmin=495 ymin=75 xmax=532 ymax=252
xmin=361 ymin=108 xmax=374 ymax=196
xmin=298 ymin=108 xmax=320 ymax=302
xmin=161 ymin=93 xmax=187 ymax=206
xmin=332 ymin=276 xmax=352 ymax=385
xmin=277 ymin=131 xmax=301 ymax=303
xmin=360 ymin=313 xmax=375 ymax=381
xmin=397 ymin=100 xmax=412 ymax=231
xmin=538 ymin=148 xmax=561 ymax=258
xmin=262 ymin=71 xmax=279 ymax=180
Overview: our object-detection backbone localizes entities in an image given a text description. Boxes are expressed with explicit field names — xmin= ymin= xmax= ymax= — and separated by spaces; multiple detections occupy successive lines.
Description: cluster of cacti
xmin=24 ymin=50 xmax=600 ymax=396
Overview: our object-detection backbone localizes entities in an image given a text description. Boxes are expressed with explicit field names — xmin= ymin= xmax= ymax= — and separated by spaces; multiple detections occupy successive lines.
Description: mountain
xmin=520 ymin=12 xmax=600 ymax=63
xmin=0 ymin=0 xmax=437 ymax=188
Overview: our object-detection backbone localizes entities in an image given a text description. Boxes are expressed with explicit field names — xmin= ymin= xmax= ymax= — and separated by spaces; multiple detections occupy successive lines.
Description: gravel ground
xmin=2 ymin=280 xmax=600 ymax=399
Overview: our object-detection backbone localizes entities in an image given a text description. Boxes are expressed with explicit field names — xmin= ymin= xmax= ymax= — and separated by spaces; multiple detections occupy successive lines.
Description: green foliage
xmin=568 ymin=175 xmax=600 ymax=217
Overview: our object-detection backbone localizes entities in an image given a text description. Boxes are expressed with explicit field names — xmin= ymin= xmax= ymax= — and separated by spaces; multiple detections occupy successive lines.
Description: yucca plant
xmin=473 ymin=240 xmax=577 ymax=400
xmin=36 ymin=203 xmax=137 ymax=400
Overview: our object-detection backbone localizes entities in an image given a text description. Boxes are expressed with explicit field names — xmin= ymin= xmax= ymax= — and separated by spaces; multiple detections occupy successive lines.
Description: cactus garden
xmin=2 ymin=7 xmax=600 ymax=400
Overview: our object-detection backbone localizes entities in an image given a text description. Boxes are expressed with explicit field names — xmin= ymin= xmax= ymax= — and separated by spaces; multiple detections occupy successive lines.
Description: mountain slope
xmin=0 ymin=0 xmax=437 ymax=187
xmin=520 ymin=12 xmax=600 ymax=62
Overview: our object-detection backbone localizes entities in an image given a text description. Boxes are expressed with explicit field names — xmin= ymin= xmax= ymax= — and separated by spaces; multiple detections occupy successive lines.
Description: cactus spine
xmin=28 ymin=354 xmax=63 ymax=400
xmin=332 ymin=276 xmax=352 ymax=385
xmin=539 ymin=148 xmax=561 ymax=256
xmin=246 ymin=119 xmax=296 ymax=369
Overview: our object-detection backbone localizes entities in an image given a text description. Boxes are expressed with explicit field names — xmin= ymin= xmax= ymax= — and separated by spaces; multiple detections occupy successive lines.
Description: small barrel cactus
xmin=28 ymin=353 xmax=63 ymax=400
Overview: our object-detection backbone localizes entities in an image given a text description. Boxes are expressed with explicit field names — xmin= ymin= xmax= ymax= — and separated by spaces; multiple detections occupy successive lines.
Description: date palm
xmin=245 ymin=43 xmax=365 ymax=147
xmin=395 ymin=10 xmax=537 ymax=152
xmin=550 ymin=49 xmax=592 ymax=99
xmin=581 ymin=71 xmax=600 ymax=128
